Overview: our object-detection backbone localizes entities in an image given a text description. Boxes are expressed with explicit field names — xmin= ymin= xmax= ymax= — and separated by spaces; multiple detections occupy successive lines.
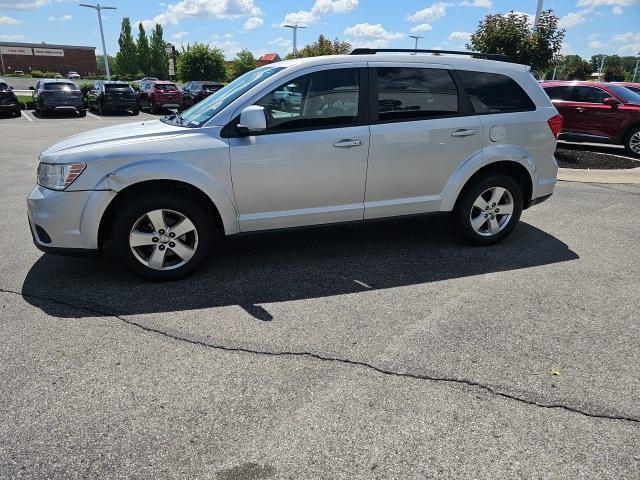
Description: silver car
xmin=28 ymin=49 xmax=561 ymax=280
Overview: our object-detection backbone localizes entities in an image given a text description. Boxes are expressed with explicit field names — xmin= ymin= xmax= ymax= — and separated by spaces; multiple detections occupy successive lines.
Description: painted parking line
xmin=86 ymin=111 xmax=102 ymax=120
xmin=22 ymin=111 xmax=33 ymax=122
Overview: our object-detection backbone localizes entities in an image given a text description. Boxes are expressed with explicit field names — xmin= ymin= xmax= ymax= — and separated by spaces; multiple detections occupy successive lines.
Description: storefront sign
xmin=33 ymin=48 xmax=65 ymax=57
xmin=0 ymin=46 xmax=33 ymax=56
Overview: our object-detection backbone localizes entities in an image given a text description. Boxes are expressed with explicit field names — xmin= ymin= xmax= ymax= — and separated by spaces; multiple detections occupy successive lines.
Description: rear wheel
xmin=78 ymin=108 xmax=87 ymax=117
xmin=624 ymin=126 xmax=640 ymax=158
xmin=111 ymin=193 xmax=214 ymax=281
xmin=13 ymin=108 xmax=21 ymax=117
xmin=452 ymin=174 xmax=523 ymax=246
xmin=131 ymin=108 xmax=139 ymax=116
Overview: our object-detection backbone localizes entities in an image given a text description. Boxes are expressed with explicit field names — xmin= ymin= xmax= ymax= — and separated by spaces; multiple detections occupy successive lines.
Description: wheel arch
xmin=98 ymin=179 xmax=226 ymax=248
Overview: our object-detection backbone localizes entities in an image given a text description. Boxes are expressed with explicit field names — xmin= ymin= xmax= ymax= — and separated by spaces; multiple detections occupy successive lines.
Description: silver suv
xmin=28 ymin=49 xmax=561 ymax=280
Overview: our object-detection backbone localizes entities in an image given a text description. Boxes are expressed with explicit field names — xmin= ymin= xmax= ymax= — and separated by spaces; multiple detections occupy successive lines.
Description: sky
xmin=0 ymin=0 xmax=639 ymax=60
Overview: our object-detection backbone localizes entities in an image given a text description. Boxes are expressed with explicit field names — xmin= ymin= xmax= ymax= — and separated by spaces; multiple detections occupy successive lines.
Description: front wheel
xmin=451 ymin=174 xmax=523 ymax=246
xmin=111 ymin=193 xmax=214 ymax=281
xmin=624 ymin=126 xmax=640 ymax=158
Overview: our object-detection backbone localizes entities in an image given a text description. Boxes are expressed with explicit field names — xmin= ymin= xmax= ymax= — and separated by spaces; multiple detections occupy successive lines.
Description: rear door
xmin=365 ymin=64 xmax=482 ymax=218
xmin=543 ymin=85 xmax=576 ymax=133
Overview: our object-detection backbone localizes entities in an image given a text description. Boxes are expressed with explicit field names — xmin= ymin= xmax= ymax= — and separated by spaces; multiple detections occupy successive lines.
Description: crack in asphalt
xmin=3 ymin=287 xmax=639 ymax=426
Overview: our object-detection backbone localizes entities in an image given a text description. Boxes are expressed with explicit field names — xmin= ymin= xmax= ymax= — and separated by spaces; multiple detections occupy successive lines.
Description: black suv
xmin=181 ymin=81 xmax=224 ymax=108
xmin=0 ymin=79 xmax=21 ymax=117
xmin=87 ymin=80 xmax=139 ymax=115
xmin=31 ymin=79 xmax=86 ymax=117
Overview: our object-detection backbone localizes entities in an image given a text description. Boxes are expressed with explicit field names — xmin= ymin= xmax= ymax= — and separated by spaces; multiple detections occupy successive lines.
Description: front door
xmin=570 ymin=86 xmax=628 ymax=142
xmin=229 ymin=67 xmax=369 ymax=232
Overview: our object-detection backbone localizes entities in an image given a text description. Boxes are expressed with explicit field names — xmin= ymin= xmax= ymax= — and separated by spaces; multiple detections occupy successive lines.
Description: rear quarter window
xmin=458 ymin=71 xmax=535 ymax=114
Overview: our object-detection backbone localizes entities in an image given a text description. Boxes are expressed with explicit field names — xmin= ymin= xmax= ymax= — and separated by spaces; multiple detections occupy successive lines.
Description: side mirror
xmin=236 ymin=105 xmax=267 ymax=135
xmin=603 ymin=97 xmax=620 ymax=107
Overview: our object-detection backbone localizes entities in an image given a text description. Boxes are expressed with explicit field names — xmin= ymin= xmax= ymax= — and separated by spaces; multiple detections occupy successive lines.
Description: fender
xmin=95 ymin=158 xmax=240 ymax=235
xmin=439 ymin=144 xmax=536 ymax=212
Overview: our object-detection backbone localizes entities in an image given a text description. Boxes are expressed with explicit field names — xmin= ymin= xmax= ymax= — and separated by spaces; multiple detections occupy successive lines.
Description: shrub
xmin=31 ymin=70 xmax=44 ymax=78
xmin=79 ymin=81 xmax=94 ymax=97
xmin=43 ymin=71 xmax=59 ymax=78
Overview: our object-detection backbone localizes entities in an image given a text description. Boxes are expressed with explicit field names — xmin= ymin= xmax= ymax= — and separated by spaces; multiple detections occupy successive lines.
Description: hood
xmin=41 ymin=119 xmax=186 ymax=161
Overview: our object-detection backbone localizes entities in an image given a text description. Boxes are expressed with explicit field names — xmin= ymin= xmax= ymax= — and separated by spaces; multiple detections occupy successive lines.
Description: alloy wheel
xmin=629 ymin=131 xmax=640 ymax=155
xmin=469 ymin=187 xmax=514 ymax=237
xmin=129 ymin=209 xmax=198 ymax=270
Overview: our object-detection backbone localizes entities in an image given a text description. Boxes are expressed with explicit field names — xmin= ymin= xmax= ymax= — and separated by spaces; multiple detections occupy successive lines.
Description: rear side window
xmin=544 ymin=86 xmax=574 ymax=101
xmin=458 ymin=71 xmax=535 ymax=114
xmin=376 ymin=67 xmax=458 ymax=121
xmin=574 ymin=86 xmax=609 ymax=103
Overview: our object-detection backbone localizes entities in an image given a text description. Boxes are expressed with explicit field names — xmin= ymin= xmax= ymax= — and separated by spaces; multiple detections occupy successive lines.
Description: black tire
xmin=451 ymin=174 xmax=523 ymax=246
xmin=111 ymin=192 xmax=215 ymax=281
xmin=14 ymin=109 xmax=21 ymax=118
xmin=623 ymin=125 xmax=640 ymax=158
xmin=150 ymin=101 xmax=157 ymax=114
xmin=78 ymin=109 xmax=87 ymax=117
xmin=131 ymin=108 xmax=139 ymax=116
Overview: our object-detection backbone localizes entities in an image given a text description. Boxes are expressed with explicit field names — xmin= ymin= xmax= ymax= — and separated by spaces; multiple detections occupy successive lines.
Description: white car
xmin=67 ymin=71 xmax=81 ymax=80
xmin=28 ymin=48 xmax=561 ymax=280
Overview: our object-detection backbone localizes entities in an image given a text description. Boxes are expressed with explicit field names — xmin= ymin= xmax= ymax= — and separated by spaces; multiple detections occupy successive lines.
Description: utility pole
xmin=0 ymin=50 xmax=5 ymax=76
xmin=283 ymin=24 xmax=306 ymax=55
xmin=80 ymin=3 xmax=117 ymax=80
xmin=533 ymin=0 xmax=544 ymax=29
xmin=633 ymin=56 xmax=639 ymax=82
xmin=409 ymin=35 xmax=424 ymax=53
xmin=598 ymin=55 xmax=606 ymax=81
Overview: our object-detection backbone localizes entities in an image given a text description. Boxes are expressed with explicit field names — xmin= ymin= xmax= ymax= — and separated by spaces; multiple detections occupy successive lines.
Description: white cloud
xmin=171 ymin=31 xmax=189 ymax=39
xmin=281 ymin=0 xmax=358 ymax=26
xmin=410 ymin=23 xmax=433 ymax=33
xmin=558 ymin=11 xmax=588 ymax=28
xmin=0 ymin=33 xmax=25 ymax=40
xmin=140 ymin=0 xmax=262 ymax=29
xmin=611 ymin=32 xmax=640 ymax=55
xmin=577 ymin=0 xmax=638 ymax=6
xmin=459 ymin=0 xmax=491 ymax=7
xmin=611 ymin=31 xmax=640 ymax=42
xmin=612 ymin=5 xmax=623 ymax=13
xmin=243 ymin=16 xmax=263 ymax=30
xmin=213 ymin=39 xmax=242 ymax=58
xmin=588 ymin=40 xmax=606 ymax=49
xmin=448 ymin=31 xmax=471 ymax=41
xmin=406 ymin=2 xmax=452 ymax=22
xmin=0 ymin=15 xmax=21 ymax=24
xmin=344 ymin=22 xmax=403 ymax=48
xmin=0 ymin=0 xmax=47 ymax=10
xmin=48 ymin=14 xmax=71 ymax=22
xmin=267 ymin=36 xmax=293 ymax=54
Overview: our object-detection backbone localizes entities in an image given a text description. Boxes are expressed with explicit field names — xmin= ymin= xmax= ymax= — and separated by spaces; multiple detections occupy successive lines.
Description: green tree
xmin=604 ymin=64 xmax=626 ymax=82
xmin=176 ymin=43 xmax=226 ymax=81
xmin=556 ymin=54 xmax=593 ymax=80
xmin=95 ymin=54 xmax=116 ymax=77
xmin=136 ymin=23 xmax=151 ymax=77
xmin=149 ymin=24 xmax=169 ymax=79
xmin=115 ymin=18 xmax=138 ymax=78
xmin=286 ymin=35 xmax=351 ymax=59
xmin=231 ymin=49 xmax=256 ymax=80
xmin=467 ymin=10 xmax=565 ymax=75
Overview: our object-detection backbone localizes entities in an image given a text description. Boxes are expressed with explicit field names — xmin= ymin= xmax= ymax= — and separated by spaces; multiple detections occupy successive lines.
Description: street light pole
xmin=598 ymin=55 xmax=606 ymax=80
xmin=533 ymin=0 xmax=544 ymax=29
xmin=80 ymin=3 xmax=117 ymax=80
xmin=409 ymin=35 xmax=424 ymax=53
xmin=633 ymin=57 xmax=640 ymax=82
xmin=283 ymin=24 xmax=306 ymax=55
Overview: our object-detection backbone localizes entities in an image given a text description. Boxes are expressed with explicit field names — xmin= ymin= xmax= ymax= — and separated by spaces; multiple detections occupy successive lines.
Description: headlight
xmin=37 ymin=163 xmax=86 ymax=190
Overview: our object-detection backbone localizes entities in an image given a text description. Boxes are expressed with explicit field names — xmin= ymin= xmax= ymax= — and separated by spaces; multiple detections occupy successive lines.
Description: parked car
xmin=137 ymin=80 xmax=182 ymax=113
xmin=0 ymin=78 xmax=21 ymax=117
xmin=181 ymin=81 xmax=224 ymax=108
xmin=87 ymin=80 xmax=139 ymax=115
xmin=612 ymin=82 xmax=640 ymax=95
xmin=541 ymin=80 xmax=640 ymax=157
xmin=67 ymin=71 xmax=81 ymax=80
xmin=28 ymin=49 xmax=561 ymax=280
xmin=31 ymin=79 xmax=86 ymax=117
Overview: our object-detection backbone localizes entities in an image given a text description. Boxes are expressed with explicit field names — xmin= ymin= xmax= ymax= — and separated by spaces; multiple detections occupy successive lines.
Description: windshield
xmin=155 ymin=83 xmax=178 ymax=91
xmin=176 ymin=66 xmax=285 ymax=127
xmin=105 ymin=84 xmax=133 ymax=92
xmin=43 ymin=83 xmax=78 ymax=91
xmin=609 ymin=84 xmax=640 ymax=104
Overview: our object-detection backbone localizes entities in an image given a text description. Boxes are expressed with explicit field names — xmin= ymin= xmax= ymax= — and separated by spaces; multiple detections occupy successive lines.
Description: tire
xmin=97 ymin=102 xmax=103 ymax=116
xmin=13 ymin=109 xmax=21 ymax=118
xmin=623 ymin=125 xmax=640 ymax=158
xmin=131 ymin=108 xmax=139 ymax=116
xmin=78 ymin=109 xmax=87 ymax=117
xmin=111 ymin=192 xmax=214 ymax=281
xmin=451 ymin=174 xmax=523 ymax=246
xmin=150 ymin=100 xmax=157 ymax=114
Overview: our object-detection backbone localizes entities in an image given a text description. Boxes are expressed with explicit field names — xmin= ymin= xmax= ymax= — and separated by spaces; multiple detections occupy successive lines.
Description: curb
xmin=558 ymin=167 xmax=640 ymax=185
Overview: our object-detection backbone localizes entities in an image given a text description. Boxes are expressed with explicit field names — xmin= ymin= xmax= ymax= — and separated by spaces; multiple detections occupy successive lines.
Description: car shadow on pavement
xmin=21 ymin=215 xmax=579 ymax=321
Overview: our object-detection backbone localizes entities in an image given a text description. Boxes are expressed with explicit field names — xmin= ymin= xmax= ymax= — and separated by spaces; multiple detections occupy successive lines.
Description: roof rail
xmin=349 ymin=48 xmax=514 ymax=63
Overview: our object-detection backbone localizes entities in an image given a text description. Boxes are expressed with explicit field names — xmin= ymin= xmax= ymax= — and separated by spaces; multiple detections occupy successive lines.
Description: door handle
xmin=451 ymin=129 xmax=477 ymax=137
xmin=576 ymin=107 xmax=586 ymax=112
xmin=333 ymin=139 xmax=362 ymax=148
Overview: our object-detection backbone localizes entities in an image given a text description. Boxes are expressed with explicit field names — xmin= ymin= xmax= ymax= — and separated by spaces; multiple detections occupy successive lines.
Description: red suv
xmin=612 ymin=82 xmax=640 ymax=95
xmin=541 ymin=81 xmax=640 ymax=157
xmin=137 ymin=80 xmax=183 ymax=113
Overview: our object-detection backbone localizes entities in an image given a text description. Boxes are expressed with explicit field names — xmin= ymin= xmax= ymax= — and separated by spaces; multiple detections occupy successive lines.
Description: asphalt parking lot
xmin=1 ymin=113 xmax=639 ymax=479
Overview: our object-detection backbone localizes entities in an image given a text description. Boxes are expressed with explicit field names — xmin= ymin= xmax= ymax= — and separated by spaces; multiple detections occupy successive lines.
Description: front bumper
xmin=27 ymin=185 xmax=116 ymax=251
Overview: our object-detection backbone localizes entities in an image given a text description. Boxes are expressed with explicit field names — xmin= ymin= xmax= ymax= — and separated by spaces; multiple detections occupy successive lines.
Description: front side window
xmin=544 ymin=86 xmax=574 ymax=102
xmin=376 ymin=67 xmax=458 ymax=121
xmin=254 ymin=68 xmax=360 ymax=132
xmin=458 ymin=71 xmax=535 ymax=114
xmin=574 ymin=86 xmax=609 ymax=103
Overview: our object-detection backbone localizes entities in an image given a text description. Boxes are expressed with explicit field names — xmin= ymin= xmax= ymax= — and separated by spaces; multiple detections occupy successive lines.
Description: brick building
xmin=0 ymin=42 xmax=97 ymax=76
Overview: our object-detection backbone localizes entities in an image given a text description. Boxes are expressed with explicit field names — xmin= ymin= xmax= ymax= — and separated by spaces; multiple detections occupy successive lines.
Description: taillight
xmin=547 ymin=114 xmax=563 ymax=139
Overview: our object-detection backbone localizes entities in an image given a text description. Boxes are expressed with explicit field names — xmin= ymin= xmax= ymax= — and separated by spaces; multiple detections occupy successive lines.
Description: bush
xmin=43 ymin=71 xmax=59 ymax=78
xmin=79 ymin=81 xmax=94 ymax=98
xmin=31 ymin=70 xmax=44 ymax=78
xmin=129 ymin=82 xmax=140 ymax=92
xmin=17 ymin=95 xmax=36 ymax=110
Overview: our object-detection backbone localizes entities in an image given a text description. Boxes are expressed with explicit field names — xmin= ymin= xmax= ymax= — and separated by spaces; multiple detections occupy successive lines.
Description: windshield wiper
xmin=166 ymin=109 xmax=185 ymax=125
